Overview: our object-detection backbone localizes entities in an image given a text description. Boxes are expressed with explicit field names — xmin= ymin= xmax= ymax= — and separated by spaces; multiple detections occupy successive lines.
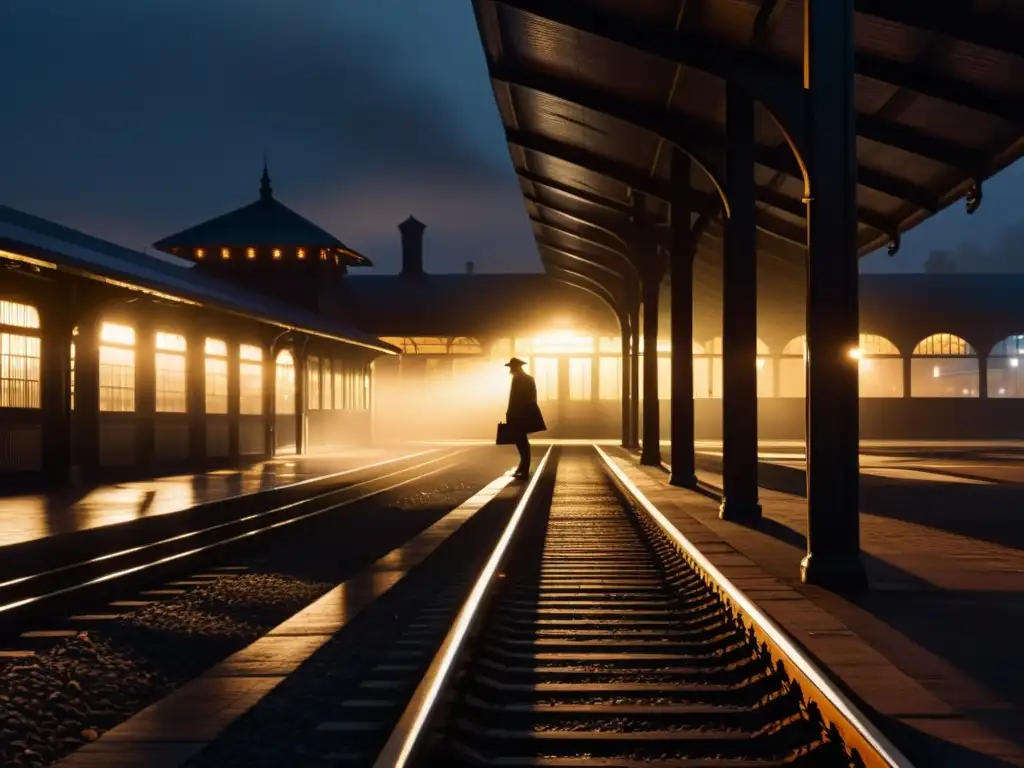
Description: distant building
xmin=150 ymin=170 xmax=1024 ymax=442
xmin=152 ymin=164 xmax=372 ymax=314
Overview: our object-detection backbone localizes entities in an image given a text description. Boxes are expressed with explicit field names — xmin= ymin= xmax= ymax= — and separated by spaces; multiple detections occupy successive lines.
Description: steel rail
xmin=371 ymin=446 xmax=555 ymax=768
xmin=595 ymin=444 xmax=916 ymax=768
xmin=0 ymin=450 xmax=469 ymax=619
xmin=0 ymin=450 xmax=458 ymax=594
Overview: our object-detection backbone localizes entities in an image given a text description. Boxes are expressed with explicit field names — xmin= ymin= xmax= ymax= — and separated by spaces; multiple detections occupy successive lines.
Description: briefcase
xmin=496 ymin=422 xmax=515 ymax=445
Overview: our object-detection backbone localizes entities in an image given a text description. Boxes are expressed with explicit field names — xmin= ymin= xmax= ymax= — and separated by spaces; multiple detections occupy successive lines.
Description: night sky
xmin=1 ymin=0 xmax=1022 ymax=275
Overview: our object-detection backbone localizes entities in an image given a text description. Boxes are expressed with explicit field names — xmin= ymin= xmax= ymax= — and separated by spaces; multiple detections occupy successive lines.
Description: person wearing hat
xmin=504 ymin=357 xmax=547 ymax=478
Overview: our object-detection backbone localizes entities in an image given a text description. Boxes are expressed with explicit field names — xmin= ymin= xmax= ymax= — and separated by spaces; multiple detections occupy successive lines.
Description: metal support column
xmin=227 ymin=339 xmax=241 ymax=463
xmin=632 ymin=191 xmax=662 ymax=466
xmin=629 ymin=302 xmax=641 ymax=450
xmin=720 ymin=82 xmax=762 ymax=522
xmin=640 ymin=270 xmax=662 ymax=466
xmin=186 ymin=326 xmax=207 ymax=465
xmin=41 ymin=303 xmax=73 ymax=486
xmin=620 ymin=317 xmax=631 ymax=448
xmin=294 ymin=344 xmax=307 ymax=456
xmin=135 ymin=315 xmax=156 ymax=471
xmin=801 ymin=0 xmax=867 ymax=589
xmin=263 ymin=341 xmax=276 ymax=459
xmin=73 ymin=313 xmax=101 ymax=481
xmin=669 ymin=149 xmax=697 ymax=488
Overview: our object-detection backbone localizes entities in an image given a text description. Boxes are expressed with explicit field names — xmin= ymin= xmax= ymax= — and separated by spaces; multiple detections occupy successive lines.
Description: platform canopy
xmin=470 ymin=0 xmax=1024 ymax=307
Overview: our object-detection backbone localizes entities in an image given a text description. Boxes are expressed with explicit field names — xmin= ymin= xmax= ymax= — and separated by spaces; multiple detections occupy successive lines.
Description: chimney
xmin=399 ymin=216 xmax=426 ymax=277
xmin=465 ymin=261 xmax=475 ymax=275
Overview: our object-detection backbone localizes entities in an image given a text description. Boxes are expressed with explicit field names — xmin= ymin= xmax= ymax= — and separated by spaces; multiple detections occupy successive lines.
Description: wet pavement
xmin=0 ymin=447 xmax=436 ymax=548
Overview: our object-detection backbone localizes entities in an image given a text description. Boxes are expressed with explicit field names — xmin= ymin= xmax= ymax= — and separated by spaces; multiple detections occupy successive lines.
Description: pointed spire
xmin=260 ymin=153 xmax=273 ymax=201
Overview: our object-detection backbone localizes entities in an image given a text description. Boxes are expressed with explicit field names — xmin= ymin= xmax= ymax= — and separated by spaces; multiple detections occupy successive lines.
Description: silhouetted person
xmin=505 ymin=357 xmax=546 ymax=478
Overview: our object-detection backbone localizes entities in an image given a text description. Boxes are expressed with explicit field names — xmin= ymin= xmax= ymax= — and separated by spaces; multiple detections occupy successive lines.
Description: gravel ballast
xmin=1 ymin=456 xmax=512 ymax=768
xmin=0 ymin=572 xmax=326 ymax=767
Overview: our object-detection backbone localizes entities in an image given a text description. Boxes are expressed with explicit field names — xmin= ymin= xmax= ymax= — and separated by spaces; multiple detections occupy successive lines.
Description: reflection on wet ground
xmin=0 ymin=448 xmax=419 ymax=549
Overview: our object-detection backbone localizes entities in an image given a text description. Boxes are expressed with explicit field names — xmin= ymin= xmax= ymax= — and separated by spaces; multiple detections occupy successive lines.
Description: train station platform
xmin=0 ymin=447 xmax=436 ymax=550
xmin=606 ymin=446 xmax=1024 ymax=765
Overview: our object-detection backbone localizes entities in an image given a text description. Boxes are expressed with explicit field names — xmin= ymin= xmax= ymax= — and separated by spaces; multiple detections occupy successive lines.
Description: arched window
xmin=988 ymin=335 xmax=1024 ymax=397
xmin=779 ymin=333 xmax=905 ymax=398
xmin=911 ymin=333 xmax=978 ymax=397
xmin=275 ymin=349 xmax=296 ymax=414
xmin=705 ymin=336 xmax=773 ymax=399
xmin=856 ymin=334 xmax=903 ymax=398
xmin=0 ymin=299 xmax=41 ymax=409
xmin=779 ymin=335 xmax=806 ymax=398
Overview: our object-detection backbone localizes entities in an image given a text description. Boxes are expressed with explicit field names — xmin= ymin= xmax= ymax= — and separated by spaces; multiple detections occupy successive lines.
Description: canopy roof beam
xmin=494 ymin=0 xmax=1024 ymax=128
xmin=494 ymin=60 xmax=942 ymax=212
xmin=854 ymin=1 xmax=1024 ymax=64
xmin=508 ymin=128 xmax=891 ymax=246
xmin=536 ymin=240 xmax=638 ymax=293
xmin=518 ymin=170 xmax=633 ymax=217
xmin=543 ymin=261 xmax=626 ymax=313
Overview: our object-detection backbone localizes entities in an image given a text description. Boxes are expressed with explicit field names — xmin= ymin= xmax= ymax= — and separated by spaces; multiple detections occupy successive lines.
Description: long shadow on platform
xmin=707 ymin=458 xmax=1024 ymax=551
xmin=693 ymin=456 xmax=1024 ymax=757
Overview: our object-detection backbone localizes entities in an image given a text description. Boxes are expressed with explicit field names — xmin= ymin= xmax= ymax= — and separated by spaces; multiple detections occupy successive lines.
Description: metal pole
xmin=640 ymin=267 xmax=662 ymax=466
xmin=620 ymin=315 xmax=631 ymax=447
xmin=41 ymin=299 xmax=74 ymax=486
xmin=669 ymin=148 xmax=697 ymax=487
xmin=632 ymin=191 xmax=662 ymax=466
xmin=720 ymin=81 xmax=762 ymax=523
xmin=630 ymin=301 xmax=641 ymax=449
xmin=801 ymin=0 xmax=867 ymax=589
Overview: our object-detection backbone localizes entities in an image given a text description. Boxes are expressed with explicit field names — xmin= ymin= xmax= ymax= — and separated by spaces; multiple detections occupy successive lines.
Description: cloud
xmin=0 ymin=0 xmax=534 ymax=271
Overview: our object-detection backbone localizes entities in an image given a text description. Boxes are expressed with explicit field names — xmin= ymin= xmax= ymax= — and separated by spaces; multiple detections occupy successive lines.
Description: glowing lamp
xmin=1012 ymin=358 xmax=1020 ymax=368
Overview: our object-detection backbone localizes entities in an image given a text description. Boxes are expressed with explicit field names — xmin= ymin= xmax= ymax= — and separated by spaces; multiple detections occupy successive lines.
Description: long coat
xmin=506 ymin=371 xmax=547 ymax=435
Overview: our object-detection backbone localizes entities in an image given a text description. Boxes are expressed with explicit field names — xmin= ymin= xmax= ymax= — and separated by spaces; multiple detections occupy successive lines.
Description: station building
xmin=348 ymin=220 xmax=1024 ymax=443
xmin=3 ymin=166 xmax=1023 ymax=489
xmin=0 ymin=170 xmax=395 ymax=490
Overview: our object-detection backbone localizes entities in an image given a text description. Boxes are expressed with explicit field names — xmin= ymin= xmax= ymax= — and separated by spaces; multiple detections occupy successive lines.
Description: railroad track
xmin=370 ymin=446 xmax=914 ymax=768
xmin=0 ymin=449 xmax=463 ymax=635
